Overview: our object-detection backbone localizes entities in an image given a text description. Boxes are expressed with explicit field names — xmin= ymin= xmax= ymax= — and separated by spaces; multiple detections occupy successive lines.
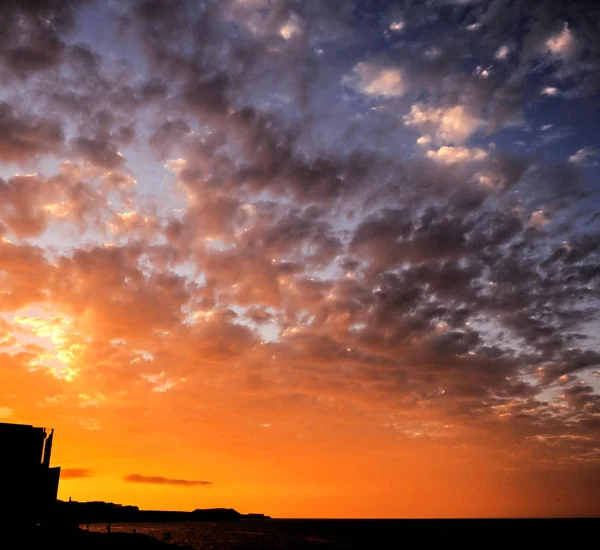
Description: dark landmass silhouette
xmin=55 ymin=499 xmax=271 ymax=524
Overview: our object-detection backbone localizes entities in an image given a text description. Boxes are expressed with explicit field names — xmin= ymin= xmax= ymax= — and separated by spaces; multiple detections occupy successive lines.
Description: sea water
xmin=83 ymin=518 xmax=596 ymax=549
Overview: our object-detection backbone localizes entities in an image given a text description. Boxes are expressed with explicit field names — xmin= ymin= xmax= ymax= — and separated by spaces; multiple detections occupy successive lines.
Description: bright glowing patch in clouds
xmin=546 ymin=23 xmax=577 ymax=58
xmin=279 ymin=13 xmax=302 ymax=40
xmin=529 ymin=210 xmax=551 ymax=227
xmin=427 ymin=146 xmax=488 ymax=163
xmin=495 ymin=45 xmax=510 ymax=60
xmin=405 ymin=104 xmax=481 ymax=144
xmin=12 ymin=315 xmax=83 ymax=381
xmin=350 ymin=62 xmax=406 ymax=97
xmin=165 ymin=158 xmax=187 ymax=174
xmin=280 ymin=24 xmax=296 ymax=40
xmin=542 ymin=86 xmax=559 ymax=96
xmin=473 ymin=66 xmax=491 ymax=78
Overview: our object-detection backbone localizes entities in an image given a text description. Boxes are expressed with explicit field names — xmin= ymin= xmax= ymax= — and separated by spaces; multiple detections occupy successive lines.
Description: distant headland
xmin=57 ymin=499 xmax=271 ymax=524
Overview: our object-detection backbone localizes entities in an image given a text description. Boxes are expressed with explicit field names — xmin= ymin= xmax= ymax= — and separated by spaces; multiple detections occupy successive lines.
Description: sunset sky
xmin=1 ymin=0 xmax=599 ymax=518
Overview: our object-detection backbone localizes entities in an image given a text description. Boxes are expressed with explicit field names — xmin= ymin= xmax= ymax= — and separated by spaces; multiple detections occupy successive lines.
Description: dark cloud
xmin=123 ymin=474 xmax=212 ymax=487
xmin=0 ymin=167 xmax=109 ymax=237
xmin=70 ymin=136 xmax=127 ymax=170
xmin=0 ymin=103 xmax=64 ymax=164
xmin=61 ymin=468 xmax=93 ymax=479
xmin=0 ymin=0 xmax=87 ymax=78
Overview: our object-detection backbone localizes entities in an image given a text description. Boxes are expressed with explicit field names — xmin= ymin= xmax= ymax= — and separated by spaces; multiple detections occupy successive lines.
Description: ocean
xmin=84 ymin=518 xmax=597 ymax=548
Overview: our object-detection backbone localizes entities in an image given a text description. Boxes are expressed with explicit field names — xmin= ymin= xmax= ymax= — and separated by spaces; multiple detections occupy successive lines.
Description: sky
xmin=0 ymin=0 xmax=599 ymax=518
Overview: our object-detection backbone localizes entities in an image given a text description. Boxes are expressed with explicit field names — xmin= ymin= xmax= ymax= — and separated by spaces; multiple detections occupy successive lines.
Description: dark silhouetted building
xmin=0 ymin=422 xmax=61 ymax=526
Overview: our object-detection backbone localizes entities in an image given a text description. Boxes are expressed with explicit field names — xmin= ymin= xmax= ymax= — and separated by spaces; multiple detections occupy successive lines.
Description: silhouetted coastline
xmin=55 ymin=499 xmax=271 ymax=525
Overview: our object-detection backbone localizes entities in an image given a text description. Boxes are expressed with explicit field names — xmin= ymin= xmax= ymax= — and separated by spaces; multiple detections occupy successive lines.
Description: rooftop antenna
xmin=43 ymin=428 xmax=54 ymax=467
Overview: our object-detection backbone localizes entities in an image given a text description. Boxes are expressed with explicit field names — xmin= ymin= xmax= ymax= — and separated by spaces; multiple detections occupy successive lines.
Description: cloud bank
xmin=0 ymin=0 xmax=598 ymax=517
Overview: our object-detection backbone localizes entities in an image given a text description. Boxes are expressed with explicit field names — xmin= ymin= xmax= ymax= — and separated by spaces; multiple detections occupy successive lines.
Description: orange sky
xmin=3 ymin=336 xmax=599 ymax=517
xmin=1 ymin=0 xmax=600 ymax=519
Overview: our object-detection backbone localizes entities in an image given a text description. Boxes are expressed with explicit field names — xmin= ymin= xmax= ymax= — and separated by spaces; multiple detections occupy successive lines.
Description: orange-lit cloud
xmin=62 ymin=468 xmax=94 ymax=479
xmin=124 ymin=474 xmax=213 ymax=487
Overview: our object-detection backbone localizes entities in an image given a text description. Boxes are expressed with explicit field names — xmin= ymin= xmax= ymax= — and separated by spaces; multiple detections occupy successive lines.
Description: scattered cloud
xmin=61 ymin=468 xmax=94 ymax=479
xmin=495 ymin=45 xmax=510 ymax=60
xmin=427 ymin=146 xmax=488 ymax=163
xmin=404 ymin=104 xmax=481 ymax=145
xmin=0 ymin=103 xmax=64 ymax=164
xmin=349 ymin=62 xmax=406 ymax=98
xmin=568 ymin=147 xmax=599 ymax=167
xmin=124 ymin=474 xmax=213 ymax=487
xmin=528 ymin=210 xmax=551 ymax=227
xmin=546 ymin=23 xmax=578 ymax=59
xmin=279 ymin=13 xmax=303 ymax=40
xmin=542 ymin=87 xmax=559 ymax=96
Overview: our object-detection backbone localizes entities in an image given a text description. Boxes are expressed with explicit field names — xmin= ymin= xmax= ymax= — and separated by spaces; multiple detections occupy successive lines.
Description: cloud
xmin=49 ymin=244 xmax=191 ymax=341
xmin=0 ymin=103 xmax=64 ymax=164
xmin=0 ymin=170 xmax=106 ymax=238
xmin=279 ymin=12 xmax=303 ymax=40
xmin=70 ymin=137 xmax=126 ymax=170
xmin=0 ymin=239 xmax=51 ymax=309
xmin=123 ymin=474 xmax=213 ymax=487
xmin=546 ymin=23 xmax=578 ymax=59
xmin=541 ymin=86 xmax=559 ymax=96
xmin=528 ymin=210 xmax=551 ymax=227
xmin=568 ymin=147 xmax=599 ymax=167
xmin=348 ymin=62 xmax=406 ymax=98
xmin=404 ymin=104 xmax=481 ymax=145
xmin=495 ymin=45 xmax=511 ymax=60
xmin=0 ymin=0 xmax=86 ymax=78
xmin=426 ymin=146 xmax=488 ymax=163
xmin=61 ymin=468 xmax=93 ymax=479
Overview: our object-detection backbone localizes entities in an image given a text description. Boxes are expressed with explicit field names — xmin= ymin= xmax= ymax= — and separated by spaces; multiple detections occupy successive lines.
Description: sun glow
xmin=12 ymin=314 xmax=84 ymax=381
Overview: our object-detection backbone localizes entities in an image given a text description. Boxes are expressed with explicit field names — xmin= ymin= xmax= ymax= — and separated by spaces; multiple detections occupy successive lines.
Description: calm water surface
xmin=86 ymin=520 xmax=365 ymax=549
xmin=83 ymin=518 xmax=597 ymax=549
